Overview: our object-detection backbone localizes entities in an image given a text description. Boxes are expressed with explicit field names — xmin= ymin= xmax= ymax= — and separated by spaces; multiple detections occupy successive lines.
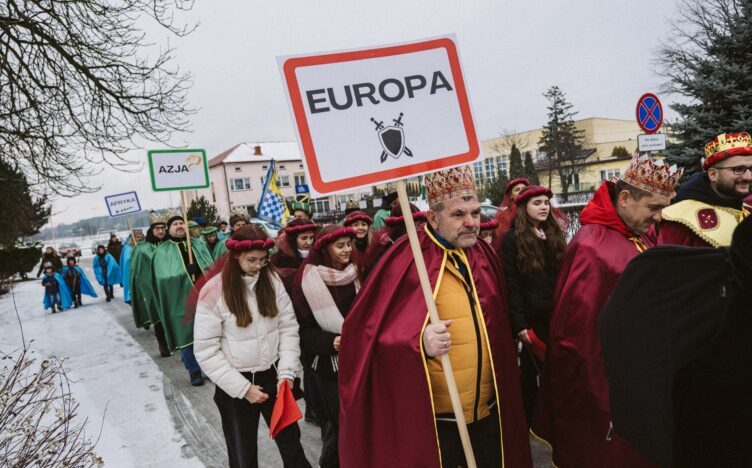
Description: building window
xmin=230 ymin=178 xmax=251 ymax=191
xmin=473 ymin=161 xmax=483 ymax=182
xmin=484 ymin=158 xmax=495 ymax=181
xmin=294 ymin=174 xmax=306 ymax=186
xmin=495 ymin=155 xmax=507 ymax=175
xmin=312 ymin=198 xmax=331 ymax=213
xmin=262 ymin=165 xmax=268 ymax=170
xmin=600 ymin=168 xmax=621 ymax=181
xmin=279 ymin=165 xmax=286 ymax=170
xmin=279 ymin=175 xmax=291 ymax=187
xmin=299 ymin=164 xmax=304 ymax=169
xmin=234 ymin=167 xmax=241 ymax=172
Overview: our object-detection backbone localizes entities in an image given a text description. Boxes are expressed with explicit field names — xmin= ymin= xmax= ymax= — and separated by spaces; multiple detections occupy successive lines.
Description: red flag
xmin=269 ymin=380 xmax=302 ymax=439
xmin=526 ymin=329 xmax=547 ymax=361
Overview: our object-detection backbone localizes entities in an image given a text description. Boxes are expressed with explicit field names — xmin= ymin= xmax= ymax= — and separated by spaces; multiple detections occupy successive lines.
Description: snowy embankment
xmin=0 ymin=268 xmax=202 ymax=468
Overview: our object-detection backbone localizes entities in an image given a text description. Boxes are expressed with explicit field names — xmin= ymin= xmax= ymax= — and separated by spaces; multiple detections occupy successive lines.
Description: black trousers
xmin=67 ymin=283 xmax=82 ymax=305
xmin=213 ymin=367 xmax=310 ymax=468
xmin=315 ymin=374 xmax=340 ymax=468
xmin=520 ymin=347 xmax=543 ymax=425
xmin=154 ymin=322 xmax=169 ymax=354
xmin=436 ymin=408 xmax=501 ymax=468
xmin=102 ymin=283 xmax=114 ymax=299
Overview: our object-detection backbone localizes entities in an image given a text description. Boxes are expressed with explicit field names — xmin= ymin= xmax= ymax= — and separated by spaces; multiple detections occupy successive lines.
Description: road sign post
xmin=279 ymin=35 xmax=481 ymax=467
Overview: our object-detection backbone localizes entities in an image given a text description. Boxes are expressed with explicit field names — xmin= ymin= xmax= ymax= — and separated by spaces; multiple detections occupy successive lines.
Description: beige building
xmin=481 ymin=117 xmax=655 ymax=202
xmin=188 ymin=142 xmax=372 ymax=220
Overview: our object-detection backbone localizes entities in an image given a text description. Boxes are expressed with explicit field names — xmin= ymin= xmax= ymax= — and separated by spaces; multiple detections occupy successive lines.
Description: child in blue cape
xmin=61 ymin=257 xmax=97 ymax=307
xmin=41 ymin=263 xmax=72 ymax=313
xmin=93 ymin=245 xmax=121 ymax=302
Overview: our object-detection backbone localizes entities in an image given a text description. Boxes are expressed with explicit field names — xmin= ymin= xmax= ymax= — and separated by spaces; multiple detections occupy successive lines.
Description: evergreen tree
xmin=538 ymin=85 xmax=585 ymax=200
xmin=611 ymin=146 xmax=631 ymax=158
xmin=477 ymin=167 xmax=510 ymax=206
xmin=523 ymin=151 xmax=540 ymax=185
xmin=658 ymin=0 xmax=752 ymax=174
xmin=187 ymin=196 xmax=220 ymax=226
xmin=508 ymin=144 xmax=525 ymax=180
xmin=0 ymin=160 xmax=50 ymax=247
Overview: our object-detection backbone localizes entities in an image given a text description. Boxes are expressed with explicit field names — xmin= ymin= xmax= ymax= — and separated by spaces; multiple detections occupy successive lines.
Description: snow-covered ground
xmin=0 ymin=265 xmax=203 ymax=467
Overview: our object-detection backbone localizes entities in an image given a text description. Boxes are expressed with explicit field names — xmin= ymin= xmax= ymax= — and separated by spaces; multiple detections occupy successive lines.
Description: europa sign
xmin=147 ymin=149 xmax=209 ymax=192
xmin=279 ymin=35 xmax=480 ymax=194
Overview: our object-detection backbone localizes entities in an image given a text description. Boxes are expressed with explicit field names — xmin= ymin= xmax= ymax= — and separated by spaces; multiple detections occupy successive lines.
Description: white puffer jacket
xmin=194 ymin=272 xmax=301 ymax=399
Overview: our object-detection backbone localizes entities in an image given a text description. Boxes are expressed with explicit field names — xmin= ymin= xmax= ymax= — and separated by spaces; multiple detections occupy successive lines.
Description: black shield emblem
xmin=378 ymin=127 xmax=405 ymax=159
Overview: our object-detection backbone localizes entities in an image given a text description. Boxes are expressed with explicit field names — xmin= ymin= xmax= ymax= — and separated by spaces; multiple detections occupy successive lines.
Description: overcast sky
xmin=50 ymin=0 xmax=682 ymax=225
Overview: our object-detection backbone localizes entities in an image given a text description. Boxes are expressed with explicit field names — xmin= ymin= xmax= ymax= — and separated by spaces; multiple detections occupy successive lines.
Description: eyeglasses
xmin=244 ymin=256 xmax=270 ymax=267
xmin=715 ymin=165 xmax=752 ymax=175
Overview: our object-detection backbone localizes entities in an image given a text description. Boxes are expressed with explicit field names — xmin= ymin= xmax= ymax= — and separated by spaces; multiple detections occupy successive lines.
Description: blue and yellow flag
xmin=257 ymin=159 xmax=290 ymax=227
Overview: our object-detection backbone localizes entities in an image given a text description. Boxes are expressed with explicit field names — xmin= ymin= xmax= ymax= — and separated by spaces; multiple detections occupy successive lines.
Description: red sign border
xmin=282 ymin=37 xmax=480 ymax=194
xmin=635 ymin=92 xmax=663 ymax=135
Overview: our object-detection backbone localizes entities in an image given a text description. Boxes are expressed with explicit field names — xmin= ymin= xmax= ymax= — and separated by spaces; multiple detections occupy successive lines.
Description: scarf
xmin=301 ymin=263 xmax=360 ymax=334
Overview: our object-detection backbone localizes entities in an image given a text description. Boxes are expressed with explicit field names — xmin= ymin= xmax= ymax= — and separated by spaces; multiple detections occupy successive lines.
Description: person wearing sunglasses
xmin=655 ymin=132 xmax=752 ymax=247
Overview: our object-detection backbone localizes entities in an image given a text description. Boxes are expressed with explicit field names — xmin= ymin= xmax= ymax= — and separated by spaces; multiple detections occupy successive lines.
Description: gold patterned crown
xmin=424 ymin=165 xmax=477 ymax=206
xmin=703 ymin=132 xmax=752 ymax=169
xmin=346 ymin=200 xmax=359 ymax=209
xmin=148 ymin=211 xmax=168 ymax=225
xmin=164 ymin=209 xmax=182 ymax=220
xmin=622 ymin=154 xmax=683 ymax=198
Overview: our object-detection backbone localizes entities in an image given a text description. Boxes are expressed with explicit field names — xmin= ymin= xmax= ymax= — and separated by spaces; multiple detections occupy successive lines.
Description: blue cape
xmin=61 ymin=266 xmax=98 ymax=298
xmin=120 ymin=243 xmax=134 ymax=302
xmin=93 ymin=252 xmax=121 ymax=286
xmin=42 ymin=273 xmax=73 ymax=309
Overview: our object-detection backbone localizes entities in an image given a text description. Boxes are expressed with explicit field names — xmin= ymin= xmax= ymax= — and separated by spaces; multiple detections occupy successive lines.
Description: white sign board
xmin=105 ymin=191 xmax=142 ymax=217
xmin=637 ymin=133 xmax=666 ymax=152
xmin=279 ymin=35 xmax=480 ymax=195
xmin=148 ymin=149 xmax=209 ymax=192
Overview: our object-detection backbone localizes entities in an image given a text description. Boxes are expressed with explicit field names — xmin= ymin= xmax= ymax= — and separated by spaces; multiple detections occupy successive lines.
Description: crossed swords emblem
xmin=370 ymin=112 xmax=414 ymax=163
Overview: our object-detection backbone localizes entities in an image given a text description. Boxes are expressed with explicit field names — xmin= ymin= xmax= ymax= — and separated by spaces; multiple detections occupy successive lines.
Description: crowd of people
xmin=38 ymin=132 xmax=750 ymax=467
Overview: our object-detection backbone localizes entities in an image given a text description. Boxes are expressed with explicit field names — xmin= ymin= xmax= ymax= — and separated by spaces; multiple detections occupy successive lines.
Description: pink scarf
xmin=301 ymin=263 xmax=360 ymax=334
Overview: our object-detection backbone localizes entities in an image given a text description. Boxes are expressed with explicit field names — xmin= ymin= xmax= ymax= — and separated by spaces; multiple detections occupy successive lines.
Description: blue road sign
xmin=636 ymin=93 xmax=663 ymax=134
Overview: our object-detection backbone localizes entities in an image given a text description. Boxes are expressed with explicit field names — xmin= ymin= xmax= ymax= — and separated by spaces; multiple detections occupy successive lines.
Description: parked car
xmin=480 ymin=203 xmax=498 ymax=219
xmin=58 ymin=242 xmax=82 ymax=258
xmin=249 ymin=218 xmax=280 ymax=238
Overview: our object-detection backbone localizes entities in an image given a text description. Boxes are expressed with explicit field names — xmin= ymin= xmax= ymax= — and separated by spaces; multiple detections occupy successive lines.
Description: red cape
xmin=339 ymin=226 xmax=532 ymax=468
xmin=532 ymin=182 xmax=658 ymax=468
xmin=654 ymin=221 xmax=712 ymax=247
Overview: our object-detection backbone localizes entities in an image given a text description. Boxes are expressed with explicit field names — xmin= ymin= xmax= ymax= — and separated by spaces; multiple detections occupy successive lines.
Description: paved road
xmin=108 ymin=298 xmax=552 ymax=467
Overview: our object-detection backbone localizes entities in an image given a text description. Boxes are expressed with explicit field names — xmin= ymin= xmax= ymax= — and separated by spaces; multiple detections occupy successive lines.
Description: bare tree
xmin=0 ymin=0 xmax=196 ymax=196
xmin=489 ymin=128 xmax=530 ymax=157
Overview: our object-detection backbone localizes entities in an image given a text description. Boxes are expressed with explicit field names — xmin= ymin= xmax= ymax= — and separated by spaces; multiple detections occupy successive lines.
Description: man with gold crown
xmin=654 ymin=132 xmax=751 ymax=247
xmin=152 ymin=210 xmax=213 ymax=385
xmin=339 ymin=165 xmax=532 ymax=468
xmin=532 ymin=154 xmax=681 ymax=468
xmin=130 ymin=210 xmax=170 ymax=356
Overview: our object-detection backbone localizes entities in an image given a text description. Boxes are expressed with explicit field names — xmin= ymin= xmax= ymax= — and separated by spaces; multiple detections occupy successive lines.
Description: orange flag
xmin=269 ymin=380 xmax=302 ymax=439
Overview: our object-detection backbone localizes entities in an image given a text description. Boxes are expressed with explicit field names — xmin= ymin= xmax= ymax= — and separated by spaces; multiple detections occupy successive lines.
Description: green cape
xmin=208 ymin=237 xmax=228 ymax=261
xmin=152 ymin=239 xmax=213 ymax=350
xmin=129 ymin=242 xmax=159 ymax=328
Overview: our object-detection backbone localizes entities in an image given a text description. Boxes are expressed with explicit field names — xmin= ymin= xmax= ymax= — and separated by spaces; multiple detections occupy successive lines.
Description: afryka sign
xmin=105 ymin=191 xmax=142 ymax=217
xmin=279 ymin=35 xmax=480 ymax=194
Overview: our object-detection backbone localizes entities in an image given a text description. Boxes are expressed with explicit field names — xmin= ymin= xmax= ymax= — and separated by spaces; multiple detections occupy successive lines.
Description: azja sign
xmin=147 ymin=149 xmax=209 ymax=192
xmin=279 ymin=35 xmax=481 ymax=194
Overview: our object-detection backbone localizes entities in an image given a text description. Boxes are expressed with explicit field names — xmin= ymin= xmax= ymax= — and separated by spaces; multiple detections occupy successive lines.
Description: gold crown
xmin=703 ymin=132 xmax=752 ymax=169
xmin=424 ymin=165 xmax=476 ymax=206
xmin=165 ymin=209 xmax=182 ymax=218
xmin=148 ymin=211 xmax=168 ymax=225
xmin=622 ymin=154 xmax=683 ymax=198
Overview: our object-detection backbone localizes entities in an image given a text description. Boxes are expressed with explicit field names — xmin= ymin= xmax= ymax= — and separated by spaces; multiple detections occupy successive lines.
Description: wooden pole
xmin=125 ymin=215 xmax=138 ymax=246
xmin=180 ymin=191 xmax=194 ymax=266
xmin=395 ymin=180 xmax=477 ymax=468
